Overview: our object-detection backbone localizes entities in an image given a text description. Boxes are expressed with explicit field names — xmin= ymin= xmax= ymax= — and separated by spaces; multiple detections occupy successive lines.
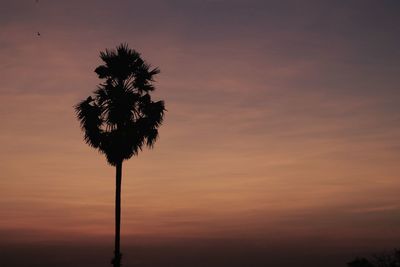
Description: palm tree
xmin=75 ymin=44 xmax=165 ymax=267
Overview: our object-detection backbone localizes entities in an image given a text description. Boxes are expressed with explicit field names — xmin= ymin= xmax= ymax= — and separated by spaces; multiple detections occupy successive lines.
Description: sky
xmin=1 ymin=0 xmax=400 ymax=266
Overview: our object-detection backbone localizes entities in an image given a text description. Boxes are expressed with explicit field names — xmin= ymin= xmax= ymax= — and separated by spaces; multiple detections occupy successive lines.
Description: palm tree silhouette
xmin=75 ymin=44 xmax=165 ymax=267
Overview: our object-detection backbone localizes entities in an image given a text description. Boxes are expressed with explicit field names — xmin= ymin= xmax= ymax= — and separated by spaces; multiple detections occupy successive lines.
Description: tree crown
xmin=75 ymin=44 xmax=165 ymax=166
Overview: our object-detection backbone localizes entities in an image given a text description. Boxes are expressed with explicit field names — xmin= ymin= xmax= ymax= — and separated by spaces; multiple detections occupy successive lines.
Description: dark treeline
xmin=348 ymin=249 xmax=400 ymax=267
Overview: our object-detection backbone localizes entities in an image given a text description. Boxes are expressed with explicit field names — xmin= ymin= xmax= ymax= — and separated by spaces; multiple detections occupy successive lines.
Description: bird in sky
xmin=35 ymin=0 xmax=40 ymax=35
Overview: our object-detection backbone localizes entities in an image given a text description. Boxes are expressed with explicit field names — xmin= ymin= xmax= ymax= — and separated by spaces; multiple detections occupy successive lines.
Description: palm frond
xmin=74 ymin=97 xmax=103 ymax=148
xmin=75 ymin=43 xmax=165 ymax=166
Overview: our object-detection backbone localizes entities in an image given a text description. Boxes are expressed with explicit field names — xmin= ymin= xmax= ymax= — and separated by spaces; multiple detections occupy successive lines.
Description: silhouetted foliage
xmin=348 ymin=250 xmax=400 ymax=267
xmin=75 ymin=43 xmax=165 ymax=267
xmin=75 ymin=43 xmax=165 ymax=166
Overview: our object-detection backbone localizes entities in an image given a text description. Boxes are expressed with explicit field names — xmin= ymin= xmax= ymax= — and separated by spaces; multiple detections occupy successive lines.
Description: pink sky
xmin=1 ymin=1 xmax=400 ymax=266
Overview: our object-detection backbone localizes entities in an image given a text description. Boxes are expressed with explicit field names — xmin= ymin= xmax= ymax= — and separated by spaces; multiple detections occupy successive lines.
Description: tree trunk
xmin=112 ymin=161 xmax=122 ymax=267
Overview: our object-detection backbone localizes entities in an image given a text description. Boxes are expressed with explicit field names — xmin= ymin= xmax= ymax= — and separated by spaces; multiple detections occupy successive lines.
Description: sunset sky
xmin=1 ymin=1 xmax=400 ymax=266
